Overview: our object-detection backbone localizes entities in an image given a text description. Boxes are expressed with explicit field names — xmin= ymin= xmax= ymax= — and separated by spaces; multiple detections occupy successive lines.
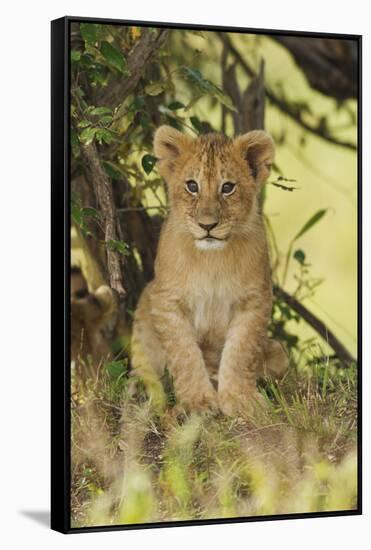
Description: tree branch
xmin=218 ymin=33 xmax=356 ymax=151
xmin=80 ymin=141 xmax=126 ymax=298
xmin=97 ymin=28 xmax=169 ymax=107
xmin=75 ymin=29 xmax=170 ymax=300
xmin=274 ymin=286 xmax=356 ymax=366
xmin=270 ymin=36 xmax=357 ymax=101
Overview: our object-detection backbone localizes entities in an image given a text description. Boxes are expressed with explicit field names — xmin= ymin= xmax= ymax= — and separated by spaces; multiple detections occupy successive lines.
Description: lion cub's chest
xmin=184 ymin=273 xmax=244 ymax=339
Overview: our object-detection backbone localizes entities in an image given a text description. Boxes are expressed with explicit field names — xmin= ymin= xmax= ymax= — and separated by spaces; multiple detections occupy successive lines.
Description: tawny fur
xmin=131 ymin=126 xmax=288 ymax=416
xmin=71 ymin=267 xmax=116 ymax=365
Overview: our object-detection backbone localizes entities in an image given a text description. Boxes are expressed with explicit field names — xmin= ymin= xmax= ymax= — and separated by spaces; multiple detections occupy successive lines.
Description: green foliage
xmin=294 ymin=208 xmax=328 ymax=241
xmin=293 ymin=249 xmax=306 ymax=264
xmin=144 ymin=81 xmax=167 ymax=96
xmin=80 ymin=23 xmax=102 ymax=45
xmin=141 ymin=154 xmax=157 ymax=175
xmin=181 ymin=67 xmax=236 ymax=111
xmin=71 ymin=50 xmax=81 ymax=62
xmin=161 ymin=367 xmax=177 ymax=407
xmin=90 ymin=106 xmax=113 ymax=116
xmin=70 ymin=23 xmax=241 ymax=167
xmin=106 ymin=239 xmax=131 ymax=256
xmin=71 ymin=195 xmax=101 ymax=236
xmin=283 ymin=209 xmax=328 ymax=285
xmin=78 ymin=126 xmax=97 ymax=146
xmin=100 ymin=41 xmax=127 ymax=74
xmin=105 ymin=359 xmax=128 ymax=379
xmin=72 ymin=99 xmax=116 ymax=148
xmin=167 ymin=100 xmax=185 ymax=110
xmin=189 ymin=115 xmax=203 ymax=133
xmin=102 ymin=160 xmax=124 ymax=180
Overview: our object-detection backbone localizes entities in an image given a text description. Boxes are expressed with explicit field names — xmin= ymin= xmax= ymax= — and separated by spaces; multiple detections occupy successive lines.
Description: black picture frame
xmin=51 ymin=15 xmax=362 ymax=534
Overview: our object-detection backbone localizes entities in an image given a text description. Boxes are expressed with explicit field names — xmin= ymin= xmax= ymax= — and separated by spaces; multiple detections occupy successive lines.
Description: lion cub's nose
xmin=198 ymin=222 xmax=218 ymax=232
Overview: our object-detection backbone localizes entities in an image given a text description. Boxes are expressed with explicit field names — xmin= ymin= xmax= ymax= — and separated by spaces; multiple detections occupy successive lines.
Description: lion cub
xmin=71 ymin=267 xmax=116 ymax=367
xmin=131 ymin=126 xmax=288 ymax=416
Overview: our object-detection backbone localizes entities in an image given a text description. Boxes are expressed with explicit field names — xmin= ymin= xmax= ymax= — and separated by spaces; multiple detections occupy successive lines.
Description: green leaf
xmin=79 ymin=126 xmax=96 ymax=145
xmin=80 ymin=52 xmax=94 ymax=69
xmin=168 ymin=101 xmax=185 ymax=111
xmin=210 ymin=85 xmax=236 ymax=112
xmin=145 ymin=81 xmax=166 ymax=96
xmin=293 ymin=209 xmax=328 ymax=241
xmin=71 ymin=128 xmax=79 ymax=157
xmin=100 ymin=41 xmax=126 ymax=74
xmin=100 ymin=115 xmax=113 ymax=125
xmin=71 ymin=202 xmax=82 ymax=226
xmin=132 ymin=96 xmax=145 ymax=110
xmin=107 ymin=239 xmax=131 ymax=256
xmin=189 ymin=116 xmax=203 ymax=133
xmin=74 ymin=86 xmax=85 ymax=99
xmin=141 ymin=154 xmax=156 ymax=175
xmin=88 ymin=65 xmax=108 ymax=87
xmin=90 ymin=106 xmax=113 ymax=116
xmin=165 ymin=116 xmax=183 ymax=130
xmin=182 ymin=67 xmax=209 ymax=91
xmin=80 ymin=23 xmax=101 ymax=45
xmin=103 ymin=161 xmax=123 ymax=181
xmin=77 ymin=119 xmax=91 ymax=128
xmin=293 ymin=249 xmax=306 ymax=264
xmin=161 ymin=366 xmax=177 ymax=407
xmin=71 ymin=50 xmax=81 ymax=62
xmin=182 ymin=66 xmax=236 ymax=111
xmin=95 ymin=128 xmax=116 ymax=145
xmin=71 ymin=202 xmax=101 ymax=236
xmin=81 ymin=207 xmax=101 ymax=221
xmin=139 ymin=112 xmax=151 ymax=129
xmin=105 ymin=360 xmax=128 ymax=378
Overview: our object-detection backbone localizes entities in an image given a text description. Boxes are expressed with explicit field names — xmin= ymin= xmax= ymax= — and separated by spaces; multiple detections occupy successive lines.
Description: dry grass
xmin=71 ymin=357 xmax=358 ymax=528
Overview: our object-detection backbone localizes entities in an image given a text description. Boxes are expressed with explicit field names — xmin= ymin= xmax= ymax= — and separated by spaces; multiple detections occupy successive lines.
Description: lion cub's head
xmin=154 ymin=126 xmax=274 ymax=250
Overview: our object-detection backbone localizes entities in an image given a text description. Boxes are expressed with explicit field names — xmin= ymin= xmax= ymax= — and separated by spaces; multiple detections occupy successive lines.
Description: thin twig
xmin=117 ymin=205 xmax=169 ymax=213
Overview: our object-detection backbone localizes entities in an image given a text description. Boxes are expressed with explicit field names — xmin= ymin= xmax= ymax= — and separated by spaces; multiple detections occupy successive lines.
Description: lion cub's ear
xmin=154 ymin=125 xmax=193 ymax=176
xmin=234 ymin=130 xmax=275 ymax=185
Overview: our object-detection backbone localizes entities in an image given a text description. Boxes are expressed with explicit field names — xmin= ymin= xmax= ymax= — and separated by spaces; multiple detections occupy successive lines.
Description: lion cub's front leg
xmin=218 ymin=304 xmax=269 ymax=416
xmin=150 ymin=294 xmax=217 ymax=411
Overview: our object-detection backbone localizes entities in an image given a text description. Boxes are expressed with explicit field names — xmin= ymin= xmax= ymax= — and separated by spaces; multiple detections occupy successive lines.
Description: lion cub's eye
xmin=221 ymin=182 xmax=236 ymax=195
xmin=185 ymin=180 xmax=199 ymax=194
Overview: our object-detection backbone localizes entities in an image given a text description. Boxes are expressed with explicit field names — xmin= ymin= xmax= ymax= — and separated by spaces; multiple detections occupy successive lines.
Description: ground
xmin=71 ymin=358 xmax=358 ymax=528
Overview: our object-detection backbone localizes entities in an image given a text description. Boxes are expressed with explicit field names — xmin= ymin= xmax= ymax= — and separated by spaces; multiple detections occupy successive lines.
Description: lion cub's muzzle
xmin=191 ymin=219 xmax=230 ymax=250
xmin=198 ymin=221 xmax=224 ymax=241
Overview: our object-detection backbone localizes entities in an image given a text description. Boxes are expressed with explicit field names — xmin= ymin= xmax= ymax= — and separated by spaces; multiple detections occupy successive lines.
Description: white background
xmin=1 ymin=0 xmax=369 ymax=547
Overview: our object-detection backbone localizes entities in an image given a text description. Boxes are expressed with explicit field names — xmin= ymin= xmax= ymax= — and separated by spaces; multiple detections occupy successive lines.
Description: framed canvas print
xmin=51 ymin=16 xmax=362 ymax=533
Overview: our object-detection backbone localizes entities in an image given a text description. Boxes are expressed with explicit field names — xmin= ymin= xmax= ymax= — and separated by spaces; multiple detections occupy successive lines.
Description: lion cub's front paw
xmin=177 ymin=384 xmax=218 ymax=413
xmin=263 ymin=340 xmax=289 ymax=380
xmin=218 ymin=388 xmax=267 ymax=417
